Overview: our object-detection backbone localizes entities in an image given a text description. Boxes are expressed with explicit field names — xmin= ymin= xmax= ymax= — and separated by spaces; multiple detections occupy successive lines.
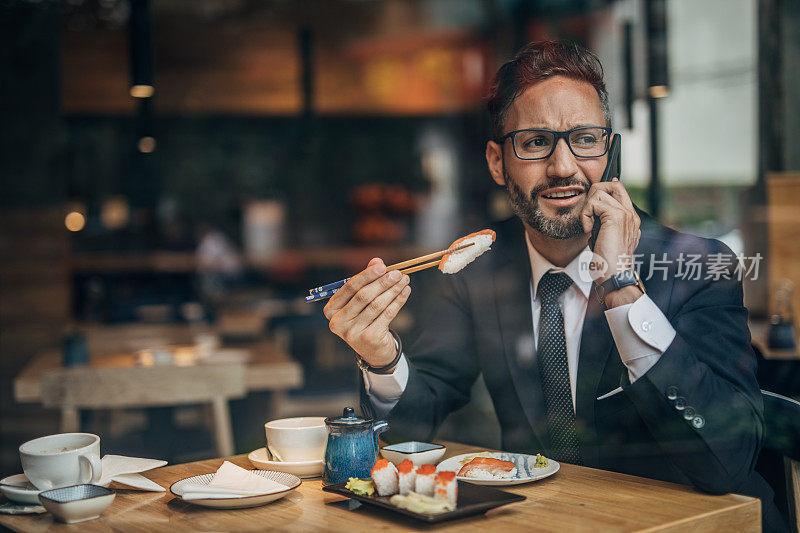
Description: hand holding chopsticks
xmin=305 ymin=242 xmax=474 ymax=302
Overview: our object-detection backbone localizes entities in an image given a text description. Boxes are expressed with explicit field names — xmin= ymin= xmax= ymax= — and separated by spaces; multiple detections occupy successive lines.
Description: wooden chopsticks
xmin=305 ymin=242 xmax=474 ymax=302
xmin=384 ymin=242 xmax=474 ymax=273
xmin=397 ymin=260 xmax=440 ymax=275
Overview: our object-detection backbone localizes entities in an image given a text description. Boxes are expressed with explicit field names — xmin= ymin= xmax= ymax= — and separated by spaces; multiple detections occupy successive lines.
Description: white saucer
xmin=1 ymin=474 xmax=114 ymax=505
xmin=1 ymin=474 xmax=41 ymax=505
xmin=170 ymin=470 xmax=300 ymax=509
xmin=247 ymin=448 xmax=324 ymax=478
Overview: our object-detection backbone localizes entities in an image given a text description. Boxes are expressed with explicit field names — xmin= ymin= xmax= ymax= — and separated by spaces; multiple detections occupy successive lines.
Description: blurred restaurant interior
xmin=1 ymin=0 xmax=800 ymax=487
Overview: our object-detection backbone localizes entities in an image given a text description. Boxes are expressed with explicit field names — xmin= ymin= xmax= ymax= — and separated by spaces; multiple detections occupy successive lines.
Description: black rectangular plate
xmin=322 ymin=481 xmax=526 ymax=523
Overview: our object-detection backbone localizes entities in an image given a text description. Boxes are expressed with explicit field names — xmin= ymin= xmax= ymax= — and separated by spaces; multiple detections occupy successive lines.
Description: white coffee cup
xmin=19 ymin=433 xmax=102 ymax=490
xmin=265 ymin=417 xmax=327 ymax=462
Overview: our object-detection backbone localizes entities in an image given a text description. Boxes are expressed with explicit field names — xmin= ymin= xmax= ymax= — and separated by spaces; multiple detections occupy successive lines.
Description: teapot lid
xmin=325 ymin=407 xmax=371 ymax=427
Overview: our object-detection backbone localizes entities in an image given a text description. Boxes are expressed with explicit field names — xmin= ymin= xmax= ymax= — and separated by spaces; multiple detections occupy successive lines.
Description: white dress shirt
xmin=364 ymin=232 xmax=677 ymax=414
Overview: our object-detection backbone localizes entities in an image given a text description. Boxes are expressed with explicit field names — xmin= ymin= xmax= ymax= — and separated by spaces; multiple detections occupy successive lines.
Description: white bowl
xmin=38 ymin=484 xmax=115 ymax=523
xmin=264 ymin=417 xmax=327 ymax=463
xmin=380 ymin=441 xmax=446 ymax=466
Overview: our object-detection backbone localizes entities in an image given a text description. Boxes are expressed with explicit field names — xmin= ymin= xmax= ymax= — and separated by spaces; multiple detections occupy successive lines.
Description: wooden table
xmin=14 ymin=340 xmax=303 ymax=404
xmin=0 ymin=442 xmax=760 ymax=532
xmin=13 ymin=338 xmax=302 ymax=457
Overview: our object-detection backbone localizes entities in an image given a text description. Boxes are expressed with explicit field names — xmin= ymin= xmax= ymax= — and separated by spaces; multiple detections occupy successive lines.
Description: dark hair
xmin=487 ymin=40 xmax=611 ymax=141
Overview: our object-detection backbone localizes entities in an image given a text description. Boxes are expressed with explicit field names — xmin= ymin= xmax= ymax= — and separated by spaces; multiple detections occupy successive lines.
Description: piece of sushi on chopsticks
xmin=305 ymin=229 xmax=497 ymax=302
xmin=437 ymin=229 xmax=496 ymax=274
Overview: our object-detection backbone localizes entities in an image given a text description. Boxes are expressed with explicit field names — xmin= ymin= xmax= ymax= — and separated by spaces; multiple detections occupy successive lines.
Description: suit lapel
xmin=492 ymin=221 xmax=551 ymax=452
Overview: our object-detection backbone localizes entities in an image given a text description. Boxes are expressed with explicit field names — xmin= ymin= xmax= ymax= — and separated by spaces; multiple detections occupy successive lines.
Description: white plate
xmin=170 ymin=470 xmax=300 ymax=509
xmin=247 ymin=448 xmax=324 ymax=478
xmin=436 ymin=452 xmax=559 ymax=486
xmin=0 ymin=474 xmax=113 ymax=505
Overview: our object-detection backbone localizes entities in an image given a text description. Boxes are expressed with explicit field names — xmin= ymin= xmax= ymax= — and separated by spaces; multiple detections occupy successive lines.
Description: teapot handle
xmin=373 ymin=420 xmax=389 ymax=450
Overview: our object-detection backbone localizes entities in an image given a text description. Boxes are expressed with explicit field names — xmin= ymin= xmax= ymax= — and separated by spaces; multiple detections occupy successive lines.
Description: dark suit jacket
xmin=363 ymin=212 xmax=785 ymax=531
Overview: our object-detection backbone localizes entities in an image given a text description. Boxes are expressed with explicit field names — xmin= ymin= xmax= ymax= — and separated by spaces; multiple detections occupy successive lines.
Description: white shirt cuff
xmin=604 ymin=294 xmax=676 ymax=382
xmin=363 ymin=354 xmax=409 ymax=412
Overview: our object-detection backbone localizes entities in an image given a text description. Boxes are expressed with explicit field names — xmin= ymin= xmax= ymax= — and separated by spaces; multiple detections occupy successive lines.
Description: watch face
xmin=613 ymin=269 xmax=635 ymax=289
xmin=611 ymin=270 xmax=636 ymax=290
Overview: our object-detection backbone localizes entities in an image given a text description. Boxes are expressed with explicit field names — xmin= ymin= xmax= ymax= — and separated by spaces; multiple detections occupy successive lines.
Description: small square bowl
xmin=380 ymin=441 xmax=446 ymax=467
xmin=38 ymin=484 xmax=115 ymax=523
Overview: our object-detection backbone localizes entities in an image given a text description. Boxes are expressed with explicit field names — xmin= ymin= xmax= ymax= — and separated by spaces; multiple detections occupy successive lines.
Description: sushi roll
xmin=434 ymin=470 xmax=457 ymax=508
xmin=414 ymin=464 xmax=437 ymax=497
xmin=397 ymin=459 xmax=416 ymax=496
xmin=371 ymin=458 xmax=399 ymax=496
xmin=438 ymin=229 xmax=496 ymax=274
xmin=457 ymin=457 xmax=517 ymax=479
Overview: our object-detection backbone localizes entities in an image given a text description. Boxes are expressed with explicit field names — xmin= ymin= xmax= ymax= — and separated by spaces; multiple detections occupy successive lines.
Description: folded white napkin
xmin=180 ymin=461 xmax=287 ymax=500
xmin=98 ymin=455 xmax=167 ymax=492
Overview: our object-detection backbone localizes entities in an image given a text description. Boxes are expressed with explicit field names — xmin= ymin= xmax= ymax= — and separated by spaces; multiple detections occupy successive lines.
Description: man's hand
xmin=580 ymin=177 xmax=641 ymax=284
xmin=323 ymin=258 xmax=411 ymax=369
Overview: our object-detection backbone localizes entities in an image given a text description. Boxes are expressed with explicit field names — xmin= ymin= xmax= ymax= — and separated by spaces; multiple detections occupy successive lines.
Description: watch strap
xmin=355 ymin=329 xmax=403 ymax=374
xmin=594 ymin=269 xmax=644 ymax=305
xmin=600 ymin=269 xmax=638 ymax=293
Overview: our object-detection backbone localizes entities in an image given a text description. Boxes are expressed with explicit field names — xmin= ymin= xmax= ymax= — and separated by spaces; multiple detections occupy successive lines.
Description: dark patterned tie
xmin=537 ymin=270 xmax=583 ymax=465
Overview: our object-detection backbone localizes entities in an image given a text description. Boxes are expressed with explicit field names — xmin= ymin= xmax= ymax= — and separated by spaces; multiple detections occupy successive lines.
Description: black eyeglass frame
xmin=497 ymin=126 xmax=612 ymax=160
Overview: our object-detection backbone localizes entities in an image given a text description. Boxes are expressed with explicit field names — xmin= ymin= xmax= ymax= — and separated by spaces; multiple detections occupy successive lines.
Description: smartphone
xmin=589 ymin=133 xmax=621 ymax=250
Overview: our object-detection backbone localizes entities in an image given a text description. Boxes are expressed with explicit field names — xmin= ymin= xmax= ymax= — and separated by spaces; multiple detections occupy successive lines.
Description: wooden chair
xmin=40 ymin=361 xmax=246 ymax=457
xmin=789 ymin=459 xmax=800 ymax=533
xmin=762 ymin=390 xmax=800 ymax=532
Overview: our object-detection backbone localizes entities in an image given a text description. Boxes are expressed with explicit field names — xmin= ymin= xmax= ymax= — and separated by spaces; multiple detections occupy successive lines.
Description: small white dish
xmin=380 ymin=441 xmax=446 ymax=466
xmin=248 ymin=448 xmax=324 ymax=478
xmin=1 ymin=474 xmax=41 ymax=505
xmin=436 ymin=452 xmax=560 ymax=486
xmin=1 ymin=473 xmax=117 ymax=505
xmin=38 ymin=484 xmax=115 ymax=523
xmin=170 ymin=470 xmax=300 ymax=509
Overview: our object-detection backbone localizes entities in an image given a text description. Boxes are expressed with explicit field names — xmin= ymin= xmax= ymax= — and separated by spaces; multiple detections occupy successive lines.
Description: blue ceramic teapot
xmin=322 ymin=407 xmax=388 ymax=485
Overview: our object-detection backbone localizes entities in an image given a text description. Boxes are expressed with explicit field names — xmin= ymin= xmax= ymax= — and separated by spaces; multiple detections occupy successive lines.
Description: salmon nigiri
xmin=456 ymin=457 xmax=517 ymax=479
xmin=438 ymin=229 xmax=496 ymax=274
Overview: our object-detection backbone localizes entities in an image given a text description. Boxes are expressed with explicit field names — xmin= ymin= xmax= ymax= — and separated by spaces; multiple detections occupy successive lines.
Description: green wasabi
xmin=345 ymin=477 xmax=376 ymax=496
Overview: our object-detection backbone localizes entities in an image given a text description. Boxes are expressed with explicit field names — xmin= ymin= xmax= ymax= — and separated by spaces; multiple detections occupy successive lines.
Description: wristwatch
xmin=594 ymin=269 xmax=645 ymax=306
xmin=355 ymin=329 xmax=403 ymax=374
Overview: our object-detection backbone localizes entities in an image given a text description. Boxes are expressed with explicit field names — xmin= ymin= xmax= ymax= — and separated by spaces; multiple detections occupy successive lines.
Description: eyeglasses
xmin=497 ymin=126 xmax=612 ymax=160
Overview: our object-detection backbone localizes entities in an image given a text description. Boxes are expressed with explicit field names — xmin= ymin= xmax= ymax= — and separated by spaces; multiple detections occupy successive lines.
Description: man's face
xmin=486 ymin=76 xmax=608 ymax=239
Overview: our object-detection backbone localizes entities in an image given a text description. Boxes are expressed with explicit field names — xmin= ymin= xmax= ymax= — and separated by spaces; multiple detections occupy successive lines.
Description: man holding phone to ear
xmin=323 ymin=41 xmax=784 ymax=530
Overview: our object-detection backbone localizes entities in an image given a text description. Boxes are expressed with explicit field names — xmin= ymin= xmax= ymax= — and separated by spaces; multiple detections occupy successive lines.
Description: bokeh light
xmin=138 ymin=136 xmax=156 ymax=153
xmin=130 ymin=84 xmax=154 ymax=98
xmin=64 ymin=211 xmax=86 ymax=232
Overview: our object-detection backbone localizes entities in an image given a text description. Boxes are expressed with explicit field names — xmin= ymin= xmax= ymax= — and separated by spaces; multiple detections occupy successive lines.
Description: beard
xmin=504 ymin=169 xmax=588 ymax=240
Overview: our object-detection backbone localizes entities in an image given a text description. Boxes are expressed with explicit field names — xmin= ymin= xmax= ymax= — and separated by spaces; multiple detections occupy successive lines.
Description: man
xmin=323 ymin=41 xmax=784 ymax=530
